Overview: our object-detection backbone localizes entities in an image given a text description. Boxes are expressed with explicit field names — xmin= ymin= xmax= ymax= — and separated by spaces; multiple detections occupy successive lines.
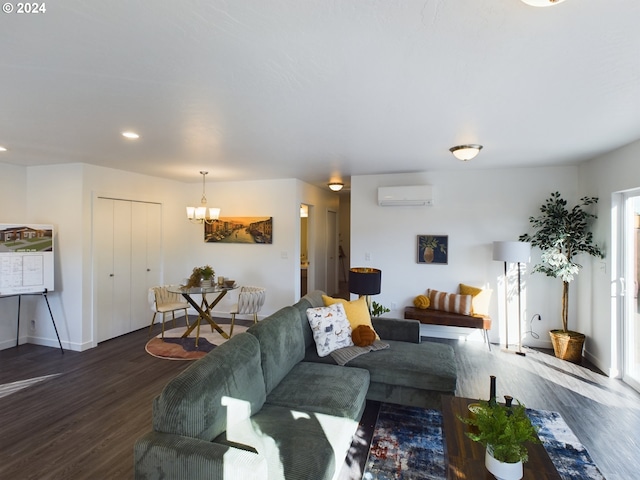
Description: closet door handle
xmin=109 ymin=274 xmax=114 ymax=277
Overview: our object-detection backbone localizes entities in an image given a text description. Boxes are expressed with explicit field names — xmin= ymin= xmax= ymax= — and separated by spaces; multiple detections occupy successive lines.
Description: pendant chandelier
xmin=186 ymin=171 xmax=220 ymax=224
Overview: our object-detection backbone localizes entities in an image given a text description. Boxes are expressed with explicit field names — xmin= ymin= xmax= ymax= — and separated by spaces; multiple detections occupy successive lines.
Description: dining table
xmin=167 ymin=284 xmax=238 ymax=347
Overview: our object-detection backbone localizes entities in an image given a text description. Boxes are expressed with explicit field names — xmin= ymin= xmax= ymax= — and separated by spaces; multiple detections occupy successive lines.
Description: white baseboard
xmin=26 ymin=334 xmax=86 ymax=352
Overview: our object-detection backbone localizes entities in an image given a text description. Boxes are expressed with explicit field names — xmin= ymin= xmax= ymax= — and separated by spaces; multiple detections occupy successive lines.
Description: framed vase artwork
xmin=417 ymin=235 xmax=448 ymax=264
xmin=204 ymin=217 xmax=273 ymax=244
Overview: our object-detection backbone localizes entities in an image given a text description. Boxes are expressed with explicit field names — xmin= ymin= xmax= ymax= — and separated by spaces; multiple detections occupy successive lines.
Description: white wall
xmin=579 ymin=139 xmax=640 ymax=375
xmin=26 ymin=164 xmax=84 ymax=349
xmin=350 ymin=167 xmax=580 ymax=348
xmin=180 ymin=178 xmax=300 ymax=316
xmin=298 ymin=180 xmax=340 ymax=295
xmin=0 ymin=163 xmax=28 ymax=349
xmin=1 ymin=163 xmax=335 ymax=351
xmin=6 ymin=148 xmax=636 ymax=376
xmin=338 ymin=192 xmax=351 ymax=285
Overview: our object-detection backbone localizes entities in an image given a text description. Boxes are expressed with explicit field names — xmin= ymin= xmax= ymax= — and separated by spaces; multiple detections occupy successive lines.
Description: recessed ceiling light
xmin=122 ymin=131 xmax=140 ymax=139
xmin=0 ymin=146 xmax=7 ymax=152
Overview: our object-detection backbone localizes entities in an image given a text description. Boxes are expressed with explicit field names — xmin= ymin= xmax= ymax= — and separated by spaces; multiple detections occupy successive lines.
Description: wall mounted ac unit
xmin=377 ymin=185 xmax=433 ymax=206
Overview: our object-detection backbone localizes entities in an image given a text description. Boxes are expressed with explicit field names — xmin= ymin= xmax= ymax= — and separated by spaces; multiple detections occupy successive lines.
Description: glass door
xmin=622 ymin=192 xmax=640 ymax=391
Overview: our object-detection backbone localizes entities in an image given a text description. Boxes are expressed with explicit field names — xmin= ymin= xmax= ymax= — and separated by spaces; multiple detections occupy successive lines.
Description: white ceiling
xmin=1 ymin=0 xmax=639 ymax=189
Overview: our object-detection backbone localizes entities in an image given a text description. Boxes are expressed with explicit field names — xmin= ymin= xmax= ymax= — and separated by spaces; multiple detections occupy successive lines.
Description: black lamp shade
xmin=349 ymin=268 xmax=381 ymax=296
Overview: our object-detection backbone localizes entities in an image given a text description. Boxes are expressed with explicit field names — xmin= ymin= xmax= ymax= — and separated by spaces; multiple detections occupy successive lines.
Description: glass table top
xmin=167 ymin=284 xmax=238 ymax=295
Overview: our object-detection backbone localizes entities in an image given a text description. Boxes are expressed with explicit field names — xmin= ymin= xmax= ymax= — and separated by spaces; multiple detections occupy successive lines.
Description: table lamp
xmin=349 ymin=267 xmax=382 ymax=312
xmin=492 ymin=241 xmax=531 ymax=355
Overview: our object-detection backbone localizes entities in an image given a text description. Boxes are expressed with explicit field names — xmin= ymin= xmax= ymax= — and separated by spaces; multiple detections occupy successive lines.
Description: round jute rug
xmin=145 ymin=324 xmax=249 ymax=360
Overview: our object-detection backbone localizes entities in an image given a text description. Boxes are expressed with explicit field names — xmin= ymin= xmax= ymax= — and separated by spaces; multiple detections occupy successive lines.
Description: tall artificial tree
xmin=519 ymin=192 xmax=604 ymax=333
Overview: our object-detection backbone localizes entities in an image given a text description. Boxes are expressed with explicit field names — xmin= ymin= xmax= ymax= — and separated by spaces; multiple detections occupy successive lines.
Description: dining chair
xmin=148 ymin=286 xmax=190 ymax=338
xmin=229 ymin=286 xmax=266 ymax=336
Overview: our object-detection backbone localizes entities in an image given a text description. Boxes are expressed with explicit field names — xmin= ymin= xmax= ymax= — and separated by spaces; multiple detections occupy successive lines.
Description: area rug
xmin=145 ymin=325 xmax=248 ymax=360
xmin=363 ymin=403 xmax=605 ymax=480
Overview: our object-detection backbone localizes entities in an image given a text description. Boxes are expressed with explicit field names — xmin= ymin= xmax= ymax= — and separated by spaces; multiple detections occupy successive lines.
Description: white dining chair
xmin=148 ymin=286 xmax=190 ymax=338
xmin=229 ymin=286 xmax=266 ymax=336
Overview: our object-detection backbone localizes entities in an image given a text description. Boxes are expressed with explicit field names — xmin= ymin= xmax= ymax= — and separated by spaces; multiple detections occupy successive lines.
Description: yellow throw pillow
xmin=459 ymin=283 xmax=492 ymax=317
xmin=322 ymin=295 xmax=380 ymax=339
xmin=413 ymin=294 xmax=430 ymax=309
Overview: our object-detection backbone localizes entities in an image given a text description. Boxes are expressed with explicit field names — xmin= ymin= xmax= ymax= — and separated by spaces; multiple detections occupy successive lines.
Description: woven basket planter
xmin=550 ymin=330 xmax=585 ymax=364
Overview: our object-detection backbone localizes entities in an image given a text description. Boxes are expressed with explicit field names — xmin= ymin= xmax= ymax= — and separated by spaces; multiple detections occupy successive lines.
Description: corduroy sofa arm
xmin=371 ymin=317 xmax=421 ymax=344
xmin=134 ymin=431 xmax=267 ymax=480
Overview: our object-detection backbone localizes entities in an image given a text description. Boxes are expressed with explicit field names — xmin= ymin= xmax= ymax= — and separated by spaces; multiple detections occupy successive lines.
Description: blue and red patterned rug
xmin=145 ymin=325 xmax=248 ymax=360
xmin=363 ymin=403 xmax=605 ymax=480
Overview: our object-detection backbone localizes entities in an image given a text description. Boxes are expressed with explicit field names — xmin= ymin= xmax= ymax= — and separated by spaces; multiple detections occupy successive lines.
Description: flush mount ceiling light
xmin=186 ymin=171 xmax=221 ymax=224
xmin=121 ymin=131 xmax=140 ymax=139
xmin=521 ymin=0 xmax=566 ymax=6
xmin=328 ymin=182 xmax=344 ymax=192
xmin=0 ymin=146 xmax=7 ymax=152
xmin=449 ymin=144 xmax=483 ymax=161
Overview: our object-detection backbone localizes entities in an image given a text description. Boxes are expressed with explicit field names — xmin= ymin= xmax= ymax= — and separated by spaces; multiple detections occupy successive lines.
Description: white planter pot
xmin=485 ymin=446 xmax=523 ymax=480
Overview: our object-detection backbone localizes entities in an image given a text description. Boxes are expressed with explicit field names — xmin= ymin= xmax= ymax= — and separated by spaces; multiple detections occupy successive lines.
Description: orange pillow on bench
xmin=427 ymin=289 xmax=472 ymax=316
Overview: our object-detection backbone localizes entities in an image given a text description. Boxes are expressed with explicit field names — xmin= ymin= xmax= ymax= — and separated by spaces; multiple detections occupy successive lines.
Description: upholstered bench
xmin=404 ymin=306 xmax=492 ymax=350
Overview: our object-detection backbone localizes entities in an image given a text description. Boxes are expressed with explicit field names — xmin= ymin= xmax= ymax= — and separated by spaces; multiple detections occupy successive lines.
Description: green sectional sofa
xmin=134 ymin=290 xmax=457 ymax=480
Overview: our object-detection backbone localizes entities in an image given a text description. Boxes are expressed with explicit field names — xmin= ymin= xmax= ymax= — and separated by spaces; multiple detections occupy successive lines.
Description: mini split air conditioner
xmin=377 ymin=185 xmax=433 ymax=206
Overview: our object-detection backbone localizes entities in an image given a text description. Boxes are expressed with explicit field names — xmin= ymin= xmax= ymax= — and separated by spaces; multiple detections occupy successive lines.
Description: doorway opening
xmin=300 ymin=204 xmax=309 ymax=297
xmin=621 ymin=191 xmax=640 ymax=392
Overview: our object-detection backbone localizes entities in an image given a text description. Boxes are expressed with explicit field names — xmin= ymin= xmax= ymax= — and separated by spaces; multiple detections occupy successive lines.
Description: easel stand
xmin=12 ymin=288 xmax=64 ymax=354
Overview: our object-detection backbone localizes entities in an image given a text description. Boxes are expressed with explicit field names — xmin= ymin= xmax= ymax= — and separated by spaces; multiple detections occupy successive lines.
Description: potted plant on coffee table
xmin=460 ymin=400 xmax=540 ymax=480
xmin=519 ymin=191 xmax=604 ymax=363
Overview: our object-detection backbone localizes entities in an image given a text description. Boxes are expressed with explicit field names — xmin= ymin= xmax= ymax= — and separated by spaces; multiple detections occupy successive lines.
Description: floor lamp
xmin=492 ymin=241 xmax=531 ymax=356
xmin=349 ymin=267 xmax=381 ymax=313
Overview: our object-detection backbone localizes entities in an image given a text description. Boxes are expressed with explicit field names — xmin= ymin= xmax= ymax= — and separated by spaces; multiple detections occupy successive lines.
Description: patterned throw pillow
xmin=306 ymin=303 xmax=354 ymax=357
xmin=427 ymin=288 xmax=472 ymax=316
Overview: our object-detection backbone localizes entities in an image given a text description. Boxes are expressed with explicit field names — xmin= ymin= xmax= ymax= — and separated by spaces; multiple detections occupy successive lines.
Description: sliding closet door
xmin=130 ymin=201 xmax=162 ymax=331
xmin=96 ymin=197 xmax=161 ymax=342
xmin=96 ymin=198 xmax=132 ymax=342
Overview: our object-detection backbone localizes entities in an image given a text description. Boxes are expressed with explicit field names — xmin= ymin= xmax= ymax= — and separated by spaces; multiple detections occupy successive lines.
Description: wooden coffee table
xmin=441 ymin=396 xmax=562 ymax=480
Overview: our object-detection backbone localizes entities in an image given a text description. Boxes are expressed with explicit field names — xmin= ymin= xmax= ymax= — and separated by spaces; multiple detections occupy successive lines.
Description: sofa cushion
xmin=266 ymin=361 xmax=369 ymax=420
xmin=247 ymin=305 xmax=305 ymax=395
xmin=306 ymin=303 xmax=354 ymax=357
xmin=244 ymin=403 xmax=360 ymax=480
xmin=292 ymin=297 xmax=315 ymax=350
xmin=295 ymin=290 xmax=329 ymax=350
xmin=346 ymin=339 xmax=457 ymax=392
xmin=304 ymin=339 xmax=457 ymax=393
xmin=152 ymin=333 xmax=266 ymax=441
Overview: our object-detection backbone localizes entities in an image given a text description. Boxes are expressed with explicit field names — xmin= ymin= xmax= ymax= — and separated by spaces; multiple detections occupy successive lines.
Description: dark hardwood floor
xmin=1 ymin=318 xmax=639 ymax=480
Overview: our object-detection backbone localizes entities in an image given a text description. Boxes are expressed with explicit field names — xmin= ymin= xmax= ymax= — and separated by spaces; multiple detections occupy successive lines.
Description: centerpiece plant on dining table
xmin=185 ymin=265 xmax=215 ymax=288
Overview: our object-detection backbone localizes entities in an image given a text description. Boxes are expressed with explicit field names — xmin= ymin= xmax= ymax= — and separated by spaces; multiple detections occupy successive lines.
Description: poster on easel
xmin=0 ymin=224 xmax=54 ymax=295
